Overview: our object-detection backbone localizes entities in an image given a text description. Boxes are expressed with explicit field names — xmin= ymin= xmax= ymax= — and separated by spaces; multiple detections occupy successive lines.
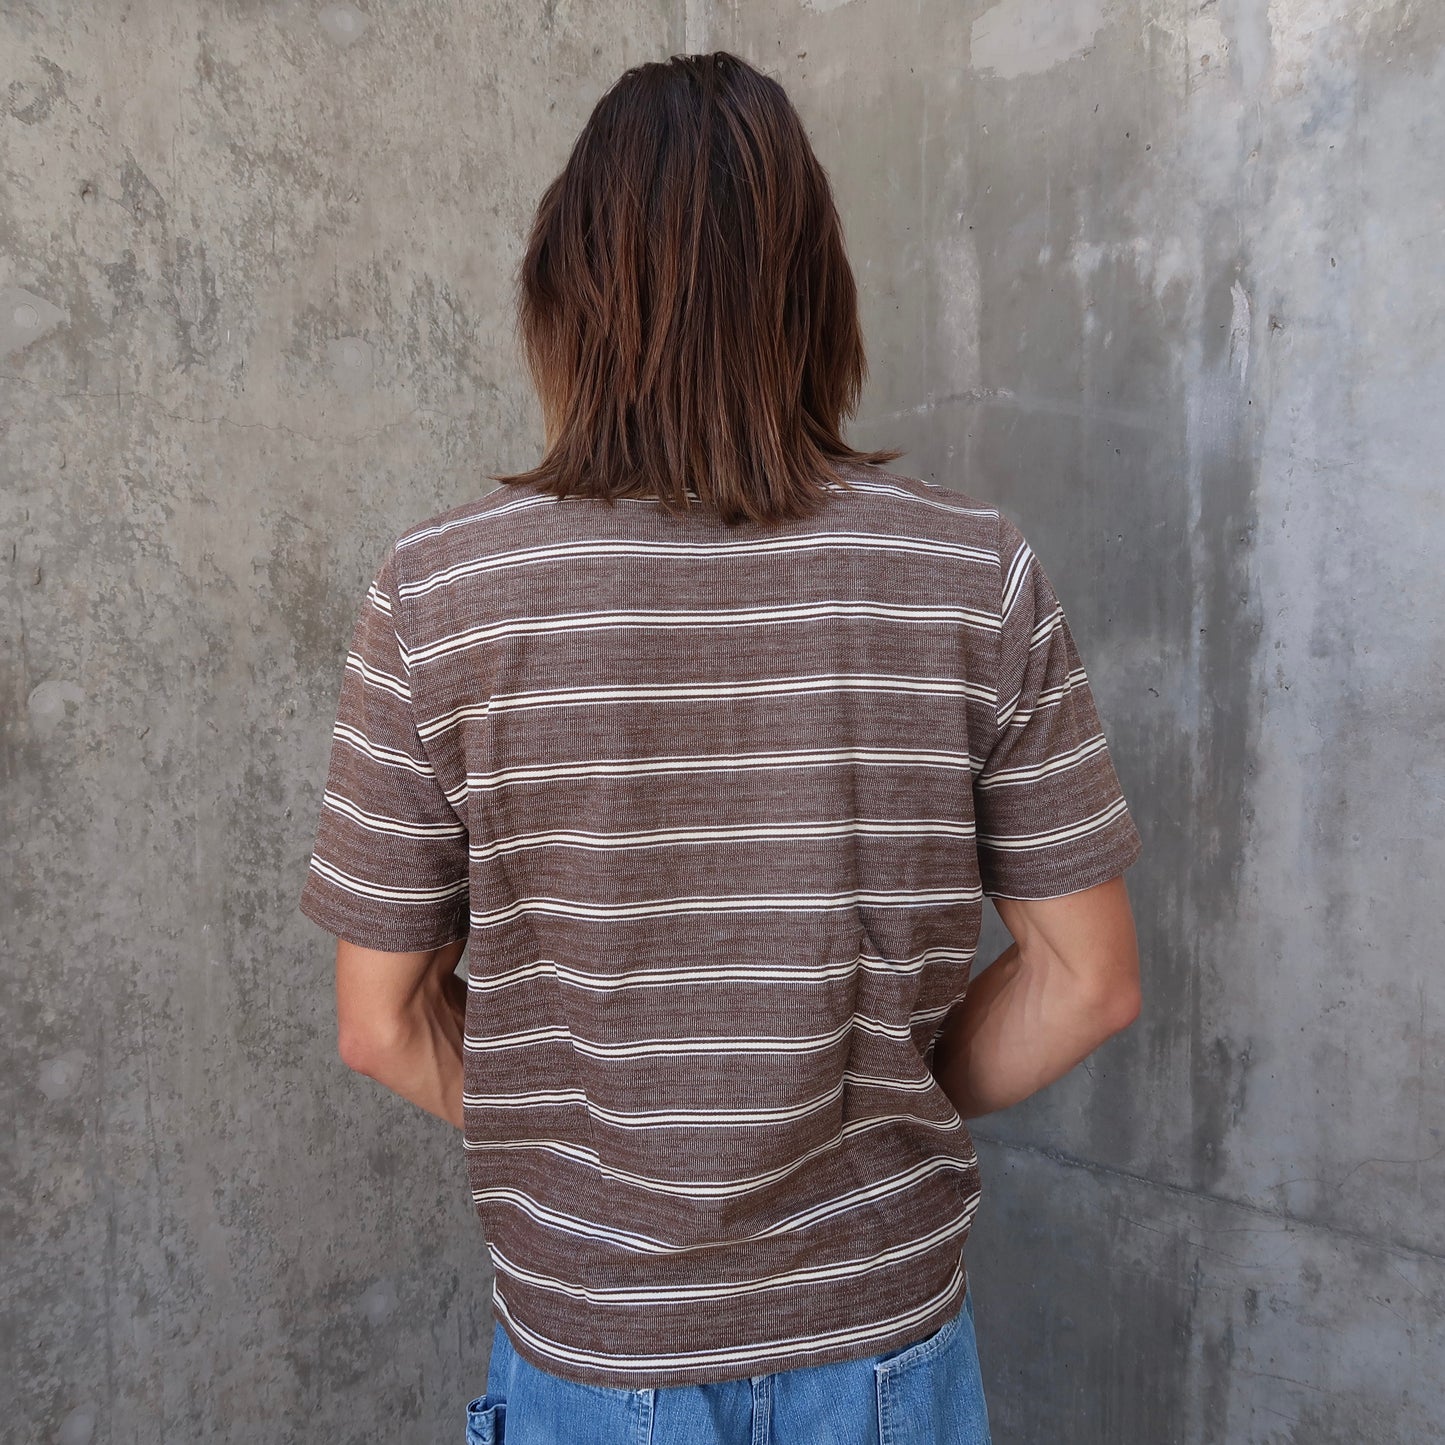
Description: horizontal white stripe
xmin=975 ymin=731 xmax=1109 ymax=790
xmin=489 ymin=1254 xmax=967 ymax=1376
xmin=462 ymin=1010 xmax=929 ymax=1060
xmin=851 ymin=1015 xmax=919 ymax=1042
xmin=462 ymin=744 xmax=977 ymax=794
xmin=398 ymin=530 xmax=999 ymax=601
xmin=408 ymin=599 xmax=1000 ymax=670
xmin=836 ymin=1065 xmax=939 ymax=1088
xmin=977 ymin=795 xmax=1133 ymax=852
xmin=465 ymin=1017 xmax=856 ymax=1059
xmin=466 ymin=816 xmax=974 ymax=862
xmin=307 ymin=854 xmax=468 ymax=906
xmin=468 ymin=884 xmax=982 ymax=930
xmin=342 ymin=652 xmax=410 ymax=704
xmin=320 ymin=790 xmax=466 ymax=839
xmin=910 ymin=999 xmax=959 ymax=1026
xmin=418 ymin=672 xmax=993 ymax=738
xmin=464 ymin=1077 xmax=845 ymax=1129
xmin=464 ymin=943 xmax=977 ymax=997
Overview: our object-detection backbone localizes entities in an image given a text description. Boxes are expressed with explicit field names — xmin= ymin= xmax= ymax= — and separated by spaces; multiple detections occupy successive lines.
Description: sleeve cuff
xmin=298 ymin=873 xmax=469 ymax=954
xmin=980 ymin=813 xmax=1143 ymax=901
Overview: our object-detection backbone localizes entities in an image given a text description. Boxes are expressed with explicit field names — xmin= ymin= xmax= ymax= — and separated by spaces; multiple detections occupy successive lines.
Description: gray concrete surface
xmin=2 ymin=5 xmax=673 ymax=1443
xmin=4 ymin=1 xmax=1442 ymax=1442
xmin=703 ymin=0 xmax=1445 ymax=1439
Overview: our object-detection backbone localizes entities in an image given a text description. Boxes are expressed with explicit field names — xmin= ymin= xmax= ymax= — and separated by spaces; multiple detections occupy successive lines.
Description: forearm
xmin=348 ymin=970 xmax=467 ymax=1130
xmin=931 ymin=940 xmax=1132 ymax=1120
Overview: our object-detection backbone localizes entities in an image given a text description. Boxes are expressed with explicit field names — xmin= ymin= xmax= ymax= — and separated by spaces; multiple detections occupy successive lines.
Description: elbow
xmin=337 ymin=1026 xmax=379 ymax=1077
xmin=337 ymin=1015 xmax=407 ymax=1078
xmin=1095 ymin=980 xmax=1142 ymax=1037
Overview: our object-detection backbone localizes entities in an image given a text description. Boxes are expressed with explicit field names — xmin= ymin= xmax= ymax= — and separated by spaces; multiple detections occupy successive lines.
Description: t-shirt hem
xmin=491 ymin=1263 xmax=971 ymax=1390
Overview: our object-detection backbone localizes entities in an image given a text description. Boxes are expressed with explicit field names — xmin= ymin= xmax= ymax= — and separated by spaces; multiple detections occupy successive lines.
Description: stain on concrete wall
xmin=702 ymin=1 xmax=1444 ymax=1440
xmin=970 ymin=0 xmax=1118 ymax=78
xmin=2 ymin=4 xmax=672 ymax=1442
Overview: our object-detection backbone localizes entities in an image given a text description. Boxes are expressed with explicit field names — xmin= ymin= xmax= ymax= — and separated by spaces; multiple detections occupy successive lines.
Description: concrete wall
xmin=2 ymin=5 xmax=674 ymax=1443
xmin=5 ymin=2 xmax=1442 ymax=1443
xmin=700 ymin=0 xmax=1445 ymax=1440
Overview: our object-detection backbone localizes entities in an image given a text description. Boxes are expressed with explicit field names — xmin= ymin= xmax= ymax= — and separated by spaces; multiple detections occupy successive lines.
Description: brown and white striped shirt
xmin=298 ymin=462 xmax=1143 ymax=1388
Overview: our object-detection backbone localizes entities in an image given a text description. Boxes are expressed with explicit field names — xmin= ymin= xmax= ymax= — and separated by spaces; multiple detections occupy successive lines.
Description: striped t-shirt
xmin=298 ymin=461 xmax=1143 ymax=1389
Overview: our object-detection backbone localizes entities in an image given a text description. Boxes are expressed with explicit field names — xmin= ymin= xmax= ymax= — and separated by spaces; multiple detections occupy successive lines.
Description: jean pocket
xmin=465 ymin=1392 xmax=506 ymax=1444
xmin=874 ymin=1296 xmax=991 ymax=1444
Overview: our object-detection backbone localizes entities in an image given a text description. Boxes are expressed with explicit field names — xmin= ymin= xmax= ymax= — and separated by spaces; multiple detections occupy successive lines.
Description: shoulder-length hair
xmin=492 ymin=51 xmax=901 ymax=527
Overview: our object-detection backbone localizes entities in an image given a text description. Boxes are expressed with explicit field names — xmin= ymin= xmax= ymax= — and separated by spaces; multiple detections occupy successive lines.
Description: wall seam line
xmin=970 ymin=1131 xmax=1445 ymax=1265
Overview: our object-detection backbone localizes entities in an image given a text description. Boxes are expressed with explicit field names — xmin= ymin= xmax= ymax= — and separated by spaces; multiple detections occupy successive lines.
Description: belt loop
xmin=635 ymin=1385 xmax=654 ymax=1445
xmin=750 ymin=1373 xmax=773 ymax=1445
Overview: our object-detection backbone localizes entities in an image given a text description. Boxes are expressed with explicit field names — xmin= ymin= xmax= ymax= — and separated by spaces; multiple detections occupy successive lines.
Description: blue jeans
xmin=465 ymin=1285 xmax=992 ymax=1444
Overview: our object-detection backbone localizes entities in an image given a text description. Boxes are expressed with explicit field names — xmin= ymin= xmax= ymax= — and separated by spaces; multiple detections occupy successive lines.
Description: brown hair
xmin=492 ymin=51 xmax=902 ymax=527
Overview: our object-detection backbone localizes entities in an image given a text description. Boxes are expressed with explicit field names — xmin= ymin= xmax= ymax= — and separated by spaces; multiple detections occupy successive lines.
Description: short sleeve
xmin=298 ymin=545 xmax=471 ymax=951
xmin=973 ymin=514 xmax=1143 ymax=900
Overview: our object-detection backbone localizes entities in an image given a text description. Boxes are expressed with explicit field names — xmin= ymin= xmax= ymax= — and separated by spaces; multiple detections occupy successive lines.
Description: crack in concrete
xmin=970 ymin=1130 xmax=1445 ymax=1265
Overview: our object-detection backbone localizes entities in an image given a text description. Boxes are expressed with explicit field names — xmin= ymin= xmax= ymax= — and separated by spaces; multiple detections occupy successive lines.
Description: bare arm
xmin=333 ymin=935 xmax=469 ymax=1130
xmin=931 ymin=874 xmax=1141 ymax=1120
